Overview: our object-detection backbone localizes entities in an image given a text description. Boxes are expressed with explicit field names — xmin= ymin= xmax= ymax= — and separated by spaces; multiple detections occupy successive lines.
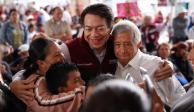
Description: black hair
xmin=23 ymin=38 xmax=53 ymax=79
xmin=80 ymin=3 xmax=113 ymax=28
xmin=172 ymin=42 xmax=188 ymax=52
xmin=84 ymin=80 xmax=151 ymax=112
xmin=28 ymin=24 xmax=35 ymax=30
xmin=9 ymin=8 xmax=17 ymax=17
xmin=52 ymin=6 xmax=62 ymax=12
xmin=45 ymin=61 xmax=79 ymax=94
xmin=88 ymin=73 xmax=115 ymax=87
xmin=156 ymin=43 xmax=170 ymax=57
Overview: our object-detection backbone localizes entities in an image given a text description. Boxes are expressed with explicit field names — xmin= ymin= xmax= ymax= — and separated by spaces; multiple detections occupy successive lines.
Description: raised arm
xmin=154 ymin=60 xmax=173 ymax=81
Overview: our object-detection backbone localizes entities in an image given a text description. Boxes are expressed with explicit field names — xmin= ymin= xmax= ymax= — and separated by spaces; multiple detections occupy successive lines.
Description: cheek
xmin=126 ymin=47 xmax=135 ymax=54
xmin=159 ymin=50 xmax=165 ymax=55
xmin=59 ymin=14 xmax=62 ymax=18
xmin=75 ymin=82 xmax=83 ymax=87
xmin=66 ymin=81 xmax=74 ymax=91
xmin=67 ymin=81 xmax=80 ymax=89
xmin=84 ymin=32 xmax=89 ymax=41
xmin=104 ymin=34 xmax=110 ymax=41
xmin=164 ymin=51 xmax=170 ymax=55
xmin=114 ymin=48 xmax=120 ymax=55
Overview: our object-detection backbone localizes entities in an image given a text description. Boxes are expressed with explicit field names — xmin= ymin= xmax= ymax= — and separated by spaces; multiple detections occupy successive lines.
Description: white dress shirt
xmin=115 ymin=50 xmax=186 ymax=107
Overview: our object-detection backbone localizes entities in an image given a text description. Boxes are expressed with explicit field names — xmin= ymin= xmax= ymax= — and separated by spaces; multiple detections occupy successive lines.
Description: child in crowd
xmin=45 ymin=61 xmax=85 ymax=95
xmin=28 ymin=61 xmax=85 ymax=112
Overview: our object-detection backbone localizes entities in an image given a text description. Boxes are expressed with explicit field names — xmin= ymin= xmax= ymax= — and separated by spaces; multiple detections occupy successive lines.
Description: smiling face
xmin=38 ymin=42 xmax=64 ymax=74
xmin=59 ymin=70 xmax=85 ymax=92
xmin=65 ymin=71 xmax=85 ymax=91
xmin=114 ymin=31 xmax=139 ymax=66
xmin=83 ymin=14 xmax=110 ymax=53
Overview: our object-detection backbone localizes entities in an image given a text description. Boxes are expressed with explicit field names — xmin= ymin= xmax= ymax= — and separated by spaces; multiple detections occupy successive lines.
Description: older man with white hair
xmin=111 ymin=20 xmax=186 ymax=108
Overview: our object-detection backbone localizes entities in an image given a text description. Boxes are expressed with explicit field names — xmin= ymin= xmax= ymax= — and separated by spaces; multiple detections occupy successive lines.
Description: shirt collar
xmin=128 ymin=50 xmax=142 ymax=69
xmin=117 ymin=50 xmax=142 ymax=70
xmin=51 ymin=18 xmax=61 ymax=24
xmin=93 ymin=47 xmax=107 ymax=63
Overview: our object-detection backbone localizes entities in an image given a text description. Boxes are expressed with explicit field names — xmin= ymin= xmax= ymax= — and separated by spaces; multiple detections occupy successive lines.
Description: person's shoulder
xmin=141 ymin=52 xmax=162 ymax=63
xmin=3 ymin=21 xmax=11 ymax=27
xmin=67 ymin=38 xmax=82 ymax=47
xmin=12 ymin=70 xmax=26 ymax=81
xmin=61 ymin=20 xmax=69 ymax=25
xmin=45 ymin=19 xmax=52 ymax=25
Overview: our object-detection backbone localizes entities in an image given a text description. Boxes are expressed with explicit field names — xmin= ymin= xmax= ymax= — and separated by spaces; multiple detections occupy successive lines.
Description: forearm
xmin=35 ymin=77 xmax=85 ymax=105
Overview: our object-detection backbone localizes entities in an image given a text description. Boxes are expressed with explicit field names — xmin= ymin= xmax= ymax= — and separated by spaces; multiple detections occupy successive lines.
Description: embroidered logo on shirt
xmin=77 ymin=63 xmax=93 ymax=66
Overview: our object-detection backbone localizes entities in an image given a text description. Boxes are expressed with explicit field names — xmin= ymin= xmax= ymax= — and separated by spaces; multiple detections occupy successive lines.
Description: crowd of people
xmin=0 ymin=2 xmax=193 ymax=112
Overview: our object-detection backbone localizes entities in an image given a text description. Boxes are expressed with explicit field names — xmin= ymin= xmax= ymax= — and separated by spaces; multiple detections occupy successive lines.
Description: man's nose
xmin=120 ymin=44 xmax=127 ymax=53
xmin=91 ymin=29 xmax=99 ymax=37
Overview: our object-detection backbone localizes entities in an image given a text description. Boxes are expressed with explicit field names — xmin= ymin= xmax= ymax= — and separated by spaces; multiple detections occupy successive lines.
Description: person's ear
xmin=137 ymin=41 xmax=142 ymax=49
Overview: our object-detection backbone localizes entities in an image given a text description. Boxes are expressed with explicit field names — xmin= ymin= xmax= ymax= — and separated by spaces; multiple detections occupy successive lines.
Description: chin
xmin=91 ymin=44 xmax=104 ymax=49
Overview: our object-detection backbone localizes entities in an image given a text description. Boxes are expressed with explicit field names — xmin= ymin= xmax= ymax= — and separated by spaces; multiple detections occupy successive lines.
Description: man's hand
xmin=154 ymin=60 xmax=173 ymax=81
xmin=138 ymin=82 xmax=164 ymax=112
xmin=9 ymin=75 xmax=37 ymax=103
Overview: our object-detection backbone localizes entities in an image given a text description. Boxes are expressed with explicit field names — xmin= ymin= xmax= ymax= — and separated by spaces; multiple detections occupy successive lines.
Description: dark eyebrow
xmin=84 ymin=25 xmax=105 ymax=28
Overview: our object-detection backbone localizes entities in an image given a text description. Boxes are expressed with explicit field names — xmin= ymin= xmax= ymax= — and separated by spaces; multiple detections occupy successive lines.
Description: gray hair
xmin=111 ymin=20 xmax=141 ymax=44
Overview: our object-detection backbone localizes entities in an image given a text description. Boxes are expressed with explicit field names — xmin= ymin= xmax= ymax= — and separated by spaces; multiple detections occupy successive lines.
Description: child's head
xmin=28 ymin=24 xmax=35 ymax=32
xmin=86 ymin=73 xmax=115 ymax=98
xmin=46 ymin=61 xmax=85 ymax=94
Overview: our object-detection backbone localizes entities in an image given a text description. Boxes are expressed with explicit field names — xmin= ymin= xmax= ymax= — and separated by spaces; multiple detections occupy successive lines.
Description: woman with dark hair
xmin=1 ymin=8 xmax=28 ymax=49
xmin=11 ymin=37 xmax=64 ymax=81
xmin=10 ymin=37 xmax=84 ymax=112
xmin=1 ymin=37 xmax=65 ymax=112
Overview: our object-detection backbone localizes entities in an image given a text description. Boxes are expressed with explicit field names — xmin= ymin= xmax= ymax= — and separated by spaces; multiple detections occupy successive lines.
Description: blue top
xmin=0 ymin=20 xmax=28 ymax=49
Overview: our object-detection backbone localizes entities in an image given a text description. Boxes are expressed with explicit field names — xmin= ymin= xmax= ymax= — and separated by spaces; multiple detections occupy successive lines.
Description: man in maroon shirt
xmin=66 ymin=4 xmax=117 ymax=83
